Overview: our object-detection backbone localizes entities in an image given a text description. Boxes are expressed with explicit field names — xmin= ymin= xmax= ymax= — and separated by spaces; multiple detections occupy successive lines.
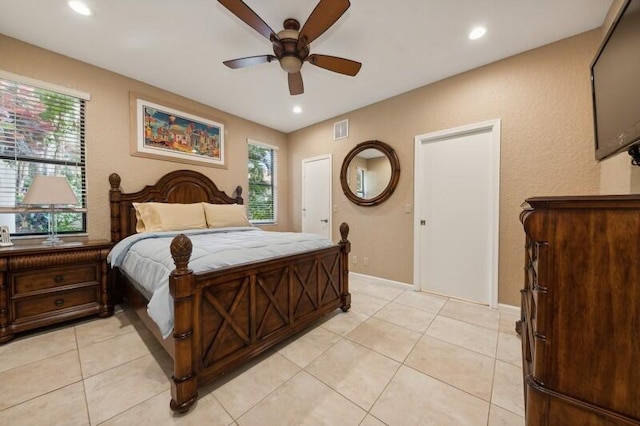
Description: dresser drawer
xmin=12 ymin=285 xmax=100 ymax=322
xmin=11 ymin=264 xmax=98 ymax=295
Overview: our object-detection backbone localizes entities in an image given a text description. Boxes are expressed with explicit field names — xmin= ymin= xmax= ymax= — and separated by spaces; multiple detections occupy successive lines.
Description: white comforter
xmin=108 ymin=227 xmax=334 ymax=338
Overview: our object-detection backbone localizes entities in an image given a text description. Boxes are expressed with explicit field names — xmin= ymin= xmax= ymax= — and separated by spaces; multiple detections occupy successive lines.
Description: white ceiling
xmin=0 ymin=0 xmax=612 ymax=133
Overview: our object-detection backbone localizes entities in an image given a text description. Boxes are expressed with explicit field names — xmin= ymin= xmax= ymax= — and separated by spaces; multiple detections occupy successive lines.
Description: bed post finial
xmin=169 ymin=234 xmax=197 ymax=413
xmin=338 ymin=222 xmax=351 ymax=312
xmin=170 ymin=234 xmax=193 ymax=273
xmin=339 ymin=222 xmax=349 ymax=243
xmin=109 ymin=173 xmax=121 ymax=190
xmin=235 ymin=185 xmax=244 ymax=204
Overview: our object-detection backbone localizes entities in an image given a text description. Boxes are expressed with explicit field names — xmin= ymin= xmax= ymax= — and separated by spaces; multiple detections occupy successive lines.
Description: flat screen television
xmin=591 ymin=0 xmax=640 ymax=162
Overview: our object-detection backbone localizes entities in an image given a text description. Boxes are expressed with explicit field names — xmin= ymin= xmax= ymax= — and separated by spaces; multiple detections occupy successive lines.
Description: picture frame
xmin=130 ymin=94 xmax=225 ymax=168
xmin=0 ymin=225 xmax=13 ymax=247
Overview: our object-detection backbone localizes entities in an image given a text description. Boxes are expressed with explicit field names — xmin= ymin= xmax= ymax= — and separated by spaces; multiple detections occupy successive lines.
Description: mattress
xmin=108 ymin=227 xmax=334 ymax=338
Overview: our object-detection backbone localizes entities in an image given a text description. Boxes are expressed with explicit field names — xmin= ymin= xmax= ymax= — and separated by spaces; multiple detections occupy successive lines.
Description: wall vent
xmin=334 ymin=119 xmax=349 ymax=141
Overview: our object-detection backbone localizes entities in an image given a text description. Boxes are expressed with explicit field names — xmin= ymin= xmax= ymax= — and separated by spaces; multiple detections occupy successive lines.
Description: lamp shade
xmin=23 ymin=175 xmax=78 ymax=206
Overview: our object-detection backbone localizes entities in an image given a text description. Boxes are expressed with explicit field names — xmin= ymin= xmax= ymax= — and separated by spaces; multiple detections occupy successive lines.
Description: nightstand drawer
xmin=0 ymin=240 xmax=113 ymax=344
xmin=12 ymin=265 xmax=98 ymax=295
xmin=12 ymin=285 xmax=100 ymax=321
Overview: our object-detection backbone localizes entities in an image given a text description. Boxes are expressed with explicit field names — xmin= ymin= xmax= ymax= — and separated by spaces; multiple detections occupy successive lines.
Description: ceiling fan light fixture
xmin=280 ymin=56 xmax=303 ymax=73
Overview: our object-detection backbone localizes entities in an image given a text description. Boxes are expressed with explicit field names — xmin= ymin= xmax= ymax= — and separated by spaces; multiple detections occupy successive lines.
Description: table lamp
xmin=23 ymin=175 xmax=78 ymax=245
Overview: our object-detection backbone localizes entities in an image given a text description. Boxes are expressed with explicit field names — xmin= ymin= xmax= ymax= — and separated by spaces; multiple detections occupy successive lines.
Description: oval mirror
xmin=340 ymin=140 xmax=400 ymax=206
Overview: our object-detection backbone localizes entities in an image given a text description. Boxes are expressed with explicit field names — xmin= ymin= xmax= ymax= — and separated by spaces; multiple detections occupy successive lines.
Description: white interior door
xmin=414 ymin=120 xmax=500 ymax=307
xmin=302 ymin=155 xmax=332 ymax=239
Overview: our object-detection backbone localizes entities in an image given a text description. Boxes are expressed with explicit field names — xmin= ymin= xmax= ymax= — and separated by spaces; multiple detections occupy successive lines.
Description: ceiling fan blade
xmin=218 ymin=0 xmax=277 ymax=41
xmin=223 ymin=55 xmax=276 ymax=69
xmin=297 ymin=0 xmax=350 ymax=49
xmin=288 ymin=72 xmax=304 ymax=95
xmin=307 ymin=54 xmax=361 ymax=76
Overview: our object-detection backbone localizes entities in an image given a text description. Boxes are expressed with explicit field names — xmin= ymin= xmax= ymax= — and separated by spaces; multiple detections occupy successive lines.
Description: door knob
xmin=320 ymin=219 xmax=329 ymax=223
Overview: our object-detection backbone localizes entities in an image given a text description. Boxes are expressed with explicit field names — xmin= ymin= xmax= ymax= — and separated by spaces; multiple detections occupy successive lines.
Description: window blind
xmin=0 ymin=76 xmax=87 ymax=235
xmin=247 ymin=140 xmax=277 ymax=224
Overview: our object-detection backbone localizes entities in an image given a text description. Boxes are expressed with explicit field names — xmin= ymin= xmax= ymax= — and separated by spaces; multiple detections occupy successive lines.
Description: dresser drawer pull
xmin=54 ymin=298 xmax=64 ymax=307
xmin=53 ymin=275 xmax=64 ymax=283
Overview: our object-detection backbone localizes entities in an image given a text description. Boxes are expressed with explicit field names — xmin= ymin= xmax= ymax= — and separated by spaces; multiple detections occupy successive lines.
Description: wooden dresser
xmin=520 ymin=195 xmax=640 ymax=425
xmin=0 ymin=240 xmax=113 ymax=344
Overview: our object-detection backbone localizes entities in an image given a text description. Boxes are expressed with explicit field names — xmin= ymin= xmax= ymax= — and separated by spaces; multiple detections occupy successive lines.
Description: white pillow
xmin=132 ymin=202 xmax=207 ymax=233
xmin=202 ymin=203 xmax=251 ymax=228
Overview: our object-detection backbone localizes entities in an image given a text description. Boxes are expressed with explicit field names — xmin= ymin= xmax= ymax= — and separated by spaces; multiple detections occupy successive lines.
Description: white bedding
xmin=108 ymin=227 xmax=334 ymax=338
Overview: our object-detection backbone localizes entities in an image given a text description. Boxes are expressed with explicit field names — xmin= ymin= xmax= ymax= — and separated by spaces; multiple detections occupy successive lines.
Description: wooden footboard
xmin=167 ymin=223 xmax=350 ymax=412
xmin=108 ymin=170 xmax=350 ymax=413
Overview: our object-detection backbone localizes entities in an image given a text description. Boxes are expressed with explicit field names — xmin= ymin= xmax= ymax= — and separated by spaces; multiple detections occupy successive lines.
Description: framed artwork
xmin=131 ymin=94 xmax=225 ymax=168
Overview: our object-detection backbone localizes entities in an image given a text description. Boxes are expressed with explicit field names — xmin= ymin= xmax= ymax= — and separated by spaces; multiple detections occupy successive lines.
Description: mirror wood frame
xmin=340 ymin=140 xmax=400 ymax=206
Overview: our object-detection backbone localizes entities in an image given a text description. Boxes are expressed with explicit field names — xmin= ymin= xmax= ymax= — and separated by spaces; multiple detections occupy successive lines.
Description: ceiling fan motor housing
xmin=275 ymin=19 xmax=308 ymax=73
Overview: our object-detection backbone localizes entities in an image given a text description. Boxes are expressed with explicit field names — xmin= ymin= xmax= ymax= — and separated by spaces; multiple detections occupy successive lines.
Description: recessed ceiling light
xmin=68 ymin=1 xmax=93 ymax=16
xmin=469 ymin=26 xmax=486 ymax=40
xmin=293 ymin=106 xmax=302 ymax=114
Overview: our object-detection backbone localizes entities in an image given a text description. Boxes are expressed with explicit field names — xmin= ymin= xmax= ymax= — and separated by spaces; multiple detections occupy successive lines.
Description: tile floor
xmin=0 ymin=275 xmax=525 ymax=425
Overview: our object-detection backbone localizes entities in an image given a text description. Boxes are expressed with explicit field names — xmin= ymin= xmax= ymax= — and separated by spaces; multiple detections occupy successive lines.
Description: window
xmin=0 ymin=72 xmax=88 ymax=236
xmin=247 ymin=140 xmax=277 ymax=224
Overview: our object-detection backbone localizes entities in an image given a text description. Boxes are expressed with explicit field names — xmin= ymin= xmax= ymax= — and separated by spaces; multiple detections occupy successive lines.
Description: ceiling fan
xmin=218 ymin=0 xmax=362 ymax=95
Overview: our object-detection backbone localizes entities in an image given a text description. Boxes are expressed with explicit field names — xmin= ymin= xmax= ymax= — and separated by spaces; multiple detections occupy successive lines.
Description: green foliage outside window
xmin=248 ymin=143 xmax=276 ymax=223
xmin=0 ymin=78 xmax=86 ymax=235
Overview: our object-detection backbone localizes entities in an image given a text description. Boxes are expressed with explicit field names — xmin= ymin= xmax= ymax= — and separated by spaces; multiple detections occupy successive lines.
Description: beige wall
xmin=598 ymin=0 xmax=640 ymax=193
xmin=0 ymin=35 xmax=289 ymax=239
xmin=1 ymin=28 xmax=609 ymax=307
xmin=288 ymin=30 xmax=602 ymax=306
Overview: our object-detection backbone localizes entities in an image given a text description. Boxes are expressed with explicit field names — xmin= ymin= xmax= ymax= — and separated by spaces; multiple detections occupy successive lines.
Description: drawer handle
xmin=54 ymin=275 xmax=64 ymax=283
xmin=54 ymin=298 xmax=64 ymax=307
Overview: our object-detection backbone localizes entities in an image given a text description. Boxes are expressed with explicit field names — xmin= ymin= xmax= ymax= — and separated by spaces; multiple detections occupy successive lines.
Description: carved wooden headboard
xmin=109 ymin=170 xmax=243 ymax=243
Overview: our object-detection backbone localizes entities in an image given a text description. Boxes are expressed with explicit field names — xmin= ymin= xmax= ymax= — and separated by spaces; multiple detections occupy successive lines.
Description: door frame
xmin=301 ymin=154 xmax=332 ymax=238
xmin=413 ymin=119 xmax=501 ymax=308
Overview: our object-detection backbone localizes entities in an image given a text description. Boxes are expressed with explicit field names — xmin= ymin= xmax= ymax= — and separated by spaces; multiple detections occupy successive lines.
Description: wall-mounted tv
xmin=591 ymin=0 xmax=640 ymax=162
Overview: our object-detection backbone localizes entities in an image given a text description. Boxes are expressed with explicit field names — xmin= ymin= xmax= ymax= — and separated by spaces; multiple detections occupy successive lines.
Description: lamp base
xmin=42 ymin=235 xmax=64 ymax=246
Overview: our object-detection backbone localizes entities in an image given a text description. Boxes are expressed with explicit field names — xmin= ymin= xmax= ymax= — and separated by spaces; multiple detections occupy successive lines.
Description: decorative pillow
xmin=202 ymin=203 xmax=252 ymax=228
xmin=132 ymin=202 xmax=207 ymax=233
xmin=133 ymin=203 xmax=147 ymax=233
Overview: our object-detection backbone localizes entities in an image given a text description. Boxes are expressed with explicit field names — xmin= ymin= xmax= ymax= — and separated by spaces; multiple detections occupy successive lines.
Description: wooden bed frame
xmin=108 ymin=169 xmax=351 ymax=412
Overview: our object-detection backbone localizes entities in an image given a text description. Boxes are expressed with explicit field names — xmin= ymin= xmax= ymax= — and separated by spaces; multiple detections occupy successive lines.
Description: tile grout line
xmin=75 ymin=324 xmax=93 ymax=426
xmin=1 ymin=281 xmax=525 ymax=424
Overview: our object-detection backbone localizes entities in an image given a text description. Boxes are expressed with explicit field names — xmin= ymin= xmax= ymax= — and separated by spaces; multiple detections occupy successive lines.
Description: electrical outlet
xmin=363 ymin=257 xmax=369 ymax=266
xmin=352 ymin=255 xmax=357 ymax=264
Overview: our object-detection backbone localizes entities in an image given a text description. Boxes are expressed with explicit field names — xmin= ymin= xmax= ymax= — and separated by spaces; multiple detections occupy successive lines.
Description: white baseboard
xmin=350 ymin=272 xmax=521 ymax=315
xmin=497 ymin=303 xmax=521 ymax=316
xmin=349 ymin=272 xmax=412 ymax=289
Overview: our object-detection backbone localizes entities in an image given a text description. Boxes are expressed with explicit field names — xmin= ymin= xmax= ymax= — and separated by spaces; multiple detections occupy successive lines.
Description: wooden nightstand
xmin=0 ymin=240 xmax=113 ymax=344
